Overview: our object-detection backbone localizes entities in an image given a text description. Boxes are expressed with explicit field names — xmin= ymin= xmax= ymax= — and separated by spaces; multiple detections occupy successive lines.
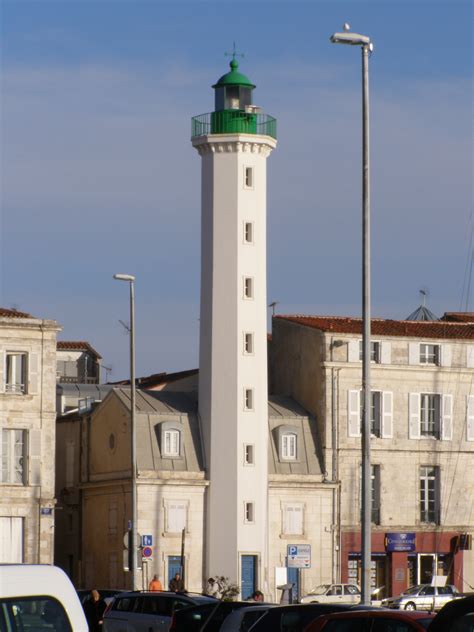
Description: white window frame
xmin=358 ymin=340 xmax=381 ymax=363
xmin=243 ymin=277 xmax=254 ymax=299
xmin=280 ymin=432 xmax=297 ymax=461
xmin=243 ymin=332 xmax=254 ymax=355
xmin=244 ymin=501 xmax=255 ymax=524
xmin=1 ymin=429 xmax=27 ymax=485
xmin=163 ymin=429 xmax=180 ymax=457
xmin=5 ymin=353 xmax=27 ymax=394
xmin=244 ymin=444 xmax=255 ymax=466
xmin=244 ymin=166 xmax=254 ymax=189
xmin=420 ymin=465 xmax=440 ymax=524
xmin=420 ymin=343 xmax=440 ymax=365
xmin=282 ymin=502 xmax=304 ymax=536
xmin=420 ymin=393 xmax=441 ymax=439
xmin=244 ymin=221 xmax=254 ymax=244
xmin=244 ymin=388 xmax=254 ymax=411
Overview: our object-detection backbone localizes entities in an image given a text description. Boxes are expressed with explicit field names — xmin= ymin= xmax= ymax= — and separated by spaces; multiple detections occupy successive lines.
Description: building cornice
xmin=192 ymin=133 xmax=276 ymax=157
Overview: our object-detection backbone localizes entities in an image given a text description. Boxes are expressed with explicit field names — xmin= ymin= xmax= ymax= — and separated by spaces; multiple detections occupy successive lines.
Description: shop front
xmin=341 ymin=530 xmax=464 ymax=598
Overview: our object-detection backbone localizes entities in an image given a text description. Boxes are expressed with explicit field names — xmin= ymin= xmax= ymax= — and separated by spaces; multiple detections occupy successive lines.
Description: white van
xmin=0 ymin=564 xmax=88 ymax=631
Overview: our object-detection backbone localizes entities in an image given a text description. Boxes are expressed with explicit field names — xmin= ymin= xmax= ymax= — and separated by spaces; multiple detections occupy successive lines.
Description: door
xmin=287 ymin=567 xmax=299 ymax=603
xmin=418 ymin=553 xmax=436 ymax=585
xmin=241 ymin=555 xmax=257 ymax=600
xmin=167 ymin=556 xmax=182 ymax=591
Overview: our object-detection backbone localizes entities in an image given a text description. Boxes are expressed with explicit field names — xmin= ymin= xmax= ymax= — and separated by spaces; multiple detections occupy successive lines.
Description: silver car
xmin=381 ymin=584 xmax=462 ymax=612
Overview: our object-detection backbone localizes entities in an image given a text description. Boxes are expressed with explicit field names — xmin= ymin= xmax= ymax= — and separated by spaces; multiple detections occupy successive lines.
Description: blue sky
xmin=1 ymin=0 xmax=472 ymax=379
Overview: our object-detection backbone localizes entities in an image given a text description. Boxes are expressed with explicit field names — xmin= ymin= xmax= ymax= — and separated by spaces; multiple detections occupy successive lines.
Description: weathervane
xmin=225 ymin=42 xmax=245 ymax=62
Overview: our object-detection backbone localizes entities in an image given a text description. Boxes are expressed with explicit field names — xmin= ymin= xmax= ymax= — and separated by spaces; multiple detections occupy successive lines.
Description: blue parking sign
xmin=288 ymin=545 xmax=298 ymax=556
xmin=142 ymin=535 xmax=153 ymax=546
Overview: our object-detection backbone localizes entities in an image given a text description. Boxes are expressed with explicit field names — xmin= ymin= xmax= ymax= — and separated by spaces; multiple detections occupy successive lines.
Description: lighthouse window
xmin=244 ymin=332 xmax=254 ymax=354
xmin=244 ymin=222 xmax=254 ymax=244
xmin=244 ymin=444 xmax=254 ymax=465
xmin=244 ymin=388 xmax=254 ymax=411
xmin=244 ymin=277 xmax=254 ymax=299
xmin=244 ymin=167 xmax=254 ymax=189
xmin=244 ymin=502 xmax=255 ymax=523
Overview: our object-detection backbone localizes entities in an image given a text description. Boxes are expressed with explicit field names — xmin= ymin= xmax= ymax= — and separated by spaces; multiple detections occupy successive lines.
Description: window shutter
xmin=66 ymin=441 xmax=75 ymax=488
xmin=380 ymin=342 xmax=391 ymax=365
xmin=441 ymin=395 xmax=453 ymax=441
xmin=467 ymin=346 xmax=474 ymax=369
xmin=381 ymin=392 xmax=393 ymax=438
xmin=408 ymin=343 xmax=419 ymax=366
xmin=283 ymin=504 xmax=303 ymax=535
xmin=168 ymin=502 xmax=186 ymax=533
xmin=348 ymin=390 xmax=361 ymax=437
xmin=0 ymin=351 xmax=4 ymax=393
xmin=440 ymin=345 xmax=452 ymax=368
xmin=409 ymin=393 xmax=421 ymax=439
xmin=467 ymin=396 xmax=474 ymax=441
xmin=28 ymin=429 xmax=41 ymax=485
xmin=28 ymin=353 xmax=39 ymax=394
xmin=348 ymin=341 xmax=360 ymax=363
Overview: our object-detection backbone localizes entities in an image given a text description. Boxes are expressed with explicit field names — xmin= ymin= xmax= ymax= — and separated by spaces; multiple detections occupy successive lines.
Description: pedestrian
xmin=148 ymin=574 xmax=163 ymax=591
xmin=251 ymin=590 xmax=264 ymax=602
xmin=83 ymin=589 xmax=107 ymax=632
xmin=169 ymin=572 xmax=185 ymax=592
xmin=206 ymin=577 xmax=220 ymax=598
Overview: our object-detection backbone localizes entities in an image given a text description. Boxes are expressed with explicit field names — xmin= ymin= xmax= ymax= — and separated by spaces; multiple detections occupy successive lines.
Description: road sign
xmin=142 ymin=546 xmax=153 ymax=558
xmin=142 ymin=535 xmax=153 ymax=547
xmin=287 ymin=544 xmax=311 ymax=569
xmin=123 ymin=531 xmax=142 ymax=549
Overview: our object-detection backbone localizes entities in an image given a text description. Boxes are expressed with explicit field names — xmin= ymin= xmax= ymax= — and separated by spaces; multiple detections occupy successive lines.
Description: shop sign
xmin=385 ymin=532 xmax=416 ymax=552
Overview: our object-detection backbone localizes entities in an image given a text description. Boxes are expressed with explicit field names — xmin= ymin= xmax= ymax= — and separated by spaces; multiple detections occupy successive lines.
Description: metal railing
xmin=192 ymin=111 xmax=277 ymax=139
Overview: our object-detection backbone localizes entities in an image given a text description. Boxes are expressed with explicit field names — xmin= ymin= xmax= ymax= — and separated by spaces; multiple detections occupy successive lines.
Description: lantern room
xmin=212 ymin=58 xmax=256 ymax=111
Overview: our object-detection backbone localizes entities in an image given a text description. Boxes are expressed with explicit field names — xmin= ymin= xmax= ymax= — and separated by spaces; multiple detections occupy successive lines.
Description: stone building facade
xmin=0 ymin=307 xmax=60 ymax=564
xmin=270 ymin=312 xmax=474 ymax=597
xmin=56 ymin=385 xmax=336 ymax=601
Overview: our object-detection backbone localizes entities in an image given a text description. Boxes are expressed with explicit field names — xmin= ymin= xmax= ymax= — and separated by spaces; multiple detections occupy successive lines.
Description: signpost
xmin=287 ymin=544 xmax=311 ymax=569
xmin=142 ymin=546 xmax=153 ymax=560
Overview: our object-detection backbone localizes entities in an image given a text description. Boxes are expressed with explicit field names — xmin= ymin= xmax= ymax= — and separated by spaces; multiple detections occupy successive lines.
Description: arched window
xmin=163 ymin=429 xmax=180 ymax=457
xmin=281 ymin=432 xmax=297 ymax=460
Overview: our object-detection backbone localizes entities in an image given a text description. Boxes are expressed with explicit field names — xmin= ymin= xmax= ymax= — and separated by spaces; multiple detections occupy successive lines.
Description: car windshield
xmin=418 ymin=618 xmax=434 ymax=630
xmin=403 ymin=586 xmax=421 ymax=595
xmin=310 ymin=585 xmax=331 ymax=595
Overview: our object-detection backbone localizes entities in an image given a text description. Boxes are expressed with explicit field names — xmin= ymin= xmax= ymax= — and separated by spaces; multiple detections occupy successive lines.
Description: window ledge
xmin=279 ymin=533 xmax=306 ymax=540
xmin=162 ymin=531 xmax=189 ymax=538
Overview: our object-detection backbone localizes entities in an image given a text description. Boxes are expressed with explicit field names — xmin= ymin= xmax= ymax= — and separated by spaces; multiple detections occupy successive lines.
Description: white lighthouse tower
xmin=192 ymin=57 xmax=277 ymax=596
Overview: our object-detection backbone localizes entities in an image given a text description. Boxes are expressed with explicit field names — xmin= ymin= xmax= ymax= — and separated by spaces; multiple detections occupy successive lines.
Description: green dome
xmin=212 ymin=59 xmax=256 ymax=89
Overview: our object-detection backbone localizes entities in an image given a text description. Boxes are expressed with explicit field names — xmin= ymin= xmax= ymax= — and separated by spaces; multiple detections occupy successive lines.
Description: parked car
xmin=220 ymin=604 xmax=276 ymax=632
xmin=103 ymin=590 xmax=217 ymax=632
xmin=300 ymin=583 xmax=361 ymax=604
xmin=381 ymin=583 xmax=462 ymax=612
xmin=247 ymin=603 xmax=377 ymax=631
xmin=170 ymin=601 xmax=258 ymax=632
xmin=77 ymin=588 xmax=125 ymax=606
xmin=0 ymin=564 xmax=88 ymax=631
xmin=429 ymin=594 xmax=474 ymax=631
xmin=303 ymin=609 xmax=434 ymax=631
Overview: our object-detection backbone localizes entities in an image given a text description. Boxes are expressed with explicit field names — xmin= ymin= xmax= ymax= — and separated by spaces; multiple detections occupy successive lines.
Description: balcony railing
xmin=192 ymin=111 xmax=277 ymax=140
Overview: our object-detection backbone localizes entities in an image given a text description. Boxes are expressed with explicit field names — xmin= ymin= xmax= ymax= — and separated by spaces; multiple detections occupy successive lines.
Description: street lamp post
xmin=113 ymin=273 xmax=137 ymax=591
xmin=330 ymin=26 xmax=373 ymax=606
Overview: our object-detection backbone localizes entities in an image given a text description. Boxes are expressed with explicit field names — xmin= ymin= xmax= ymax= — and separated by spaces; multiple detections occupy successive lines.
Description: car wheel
xmin=404 ymin=602 xmax=416 ymax=611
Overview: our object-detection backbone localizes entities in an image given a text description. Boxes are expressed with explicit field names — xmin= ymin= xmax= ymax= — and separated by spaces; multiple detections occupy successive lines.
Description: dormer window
xmin=163 ymin=430 xmax=180 ymax=457
xmin=281 ymin=432 xmax=297 ymax=460
xmin=159 ymin=422 xmax=183 ymax=459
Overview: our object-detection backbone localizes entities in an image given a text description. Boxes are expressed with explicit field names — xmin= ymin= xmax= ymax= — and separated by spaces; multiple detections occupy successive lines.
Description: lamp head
xmin=330 ymin=31 xmax=371 ymax=46
xmin=113 ymin=274 xmax=135 ymax=282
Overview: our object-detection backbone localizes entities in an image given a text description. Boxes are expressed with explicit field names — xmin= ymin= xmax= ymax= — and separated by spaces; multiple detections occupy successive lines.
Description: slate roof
xmin=57 ymin=340 xmax=102 ymax=358
xmin=110 ymin=368 xmax=198 ymax=388
xmin=113 ymin=388 xmax=203 ymax=472
xmin=108 ymin=389 xmax=322 ymax=477
xmin=0 ymin=307 xmax=33 ymax=319
xmin=268 ymin=395 xmax=323 ymax=476
xmin=275 ymin=315 xmax=474 ymax=340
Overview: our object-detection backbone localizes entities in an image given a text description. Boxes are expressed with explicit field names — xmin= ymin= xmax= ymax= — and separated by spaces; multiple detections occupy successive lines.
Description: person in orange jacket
xmin=148 ymin=575 xmax=163 ymax=591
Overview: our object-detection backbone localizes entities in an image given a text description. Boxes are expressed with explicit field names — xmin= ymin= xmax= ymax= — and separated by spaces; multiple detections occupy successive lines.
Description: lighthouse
xmin=192 ymin=57 xmax=277 ymax=595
